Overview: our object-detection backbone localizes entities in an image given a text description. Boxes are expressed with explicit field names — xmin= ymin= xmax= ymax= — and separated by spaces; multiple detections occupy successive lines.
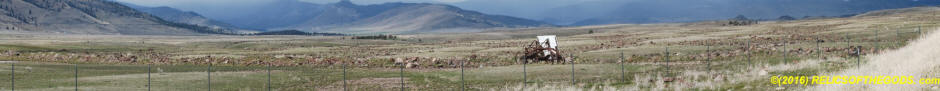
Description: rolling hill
xmin=528 ymin=0 xmax=940 ymax=25
xmin=157 ymin=0 xmax=554 ymax=34
xmin=283 ymin=1 xmax=555 ymax=33
xmin=122 ymin=3 xmax=236 ymax=30
xmin=0 ymin=0 xmax=228 ymax=35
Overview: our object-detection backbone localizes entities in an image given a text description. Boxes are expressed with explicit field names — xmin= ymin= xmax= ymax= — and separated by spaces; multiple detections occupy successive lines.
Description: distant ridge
xmin=122 ymin=3 xmax=237 ymax=30
xmin=0 ymin=0 xmax=231 ymax=35
xmin=297 ymin=2 xmax=556 ymax=33
xmin=177 ymin=0 xmax=554 ymax=34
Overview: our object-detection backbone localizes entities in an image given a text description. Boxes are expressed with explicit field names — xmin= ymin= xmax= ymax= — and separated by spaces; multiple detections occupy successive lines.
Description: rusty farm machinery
xmin=521 ymin=35 xmax=565 ymax=64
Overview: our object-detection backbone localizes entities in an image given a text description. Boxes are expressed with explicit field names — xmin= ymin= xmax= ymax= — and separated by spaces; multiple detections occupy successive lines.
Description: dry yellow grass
xmin=813 ymin=28 xmax=940 ymax=90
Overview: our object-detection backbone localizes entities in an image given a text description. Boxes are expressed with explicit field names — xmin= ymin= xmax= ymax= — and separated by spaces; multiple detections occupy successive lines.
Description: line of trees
xmin=352 ymin=34 xmax=398 ymax=40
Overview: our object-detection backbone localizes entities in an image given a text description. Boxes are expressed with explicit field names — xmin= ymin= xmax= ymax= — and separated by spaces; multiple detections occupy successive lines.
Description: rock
xmin=25 ymin=66 xmax=32 ymax=72
xmin=406 ymin=63 xmax=419 ymax=68
xmin=394 ymin=58 xmax=405 ymax=65
xmin=664 ymin=77 xmax=676 ymax=82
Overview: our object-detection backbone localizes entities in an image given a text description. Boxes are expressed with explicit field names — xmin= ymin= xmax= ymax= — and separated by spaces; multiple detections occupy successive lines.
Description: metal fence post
xmin=148 ymin=64 xmax=152 ymax=91
xmin=460 ymin=59 xmax=464 ymax=91
xmin=570 ymin=54 xmax=575 ymax=85
xmin=816 ymin=35 xmax=822 ymax=69
xmin=342 ymin=62 xmax=347 ymax=91
xmin=620 ymin=52 xmax=626 ymax=82
xmin=665 ymin=47 xmax=670 ymax=75
xmin=856 ymin=47 xmax=861 ymax=69
xmin=783 ymin=40 xmax=788 ymax=64
xmin=401 ymin=60 xmax=406 ymax=91
xmin=75 ymin=64 xmax=78 ymax=91
xmin=10 ymin=62 xmax=13 ymax=91
xmin=706 ymin=41 xmax=711 ymax=73
xmin=207 ymin=62 xmax=211 ymax=91
xmin=746 ymin=39 xmax=751 ymax=67
xmin=267 ymin=63 xmax=272 ymax=91
xmin=815 ymin=35 xmax=820 ymax=59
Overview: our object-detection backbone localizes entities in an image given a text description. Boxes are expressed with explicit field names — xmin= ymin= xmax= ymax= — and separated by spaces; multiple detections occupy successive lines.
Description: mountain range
xmin=6 ymin=0 xmax=940 ymax=35
xmin=0 ymin=0 xmax=228 ymax=35
xmin=122 ymin=3 xmax=236 ymax=30
xmin=528 ymin=0 xmax=940 ymax=25
xmin=290 ymin=0 xmax=554 ymax=33
xmin=0 ymin=0 xmax=554 ymax=35
xmin=173 ymin=0 xmax=554 ymax=34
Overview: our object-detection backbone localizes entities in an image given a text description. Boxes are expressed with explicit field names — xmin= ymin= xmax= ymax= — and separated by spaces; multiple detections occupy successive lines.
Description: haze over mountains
xmin=122 ymin=3 xmax=237 ymax=30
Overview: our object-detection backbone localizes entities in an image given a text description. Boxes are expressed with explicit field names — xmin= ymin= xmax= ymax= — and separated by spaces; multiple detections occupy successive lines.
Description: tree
xmin=778 ymin=15 xmax=796 ymax=21
xmin=732 ymin=15 xmax=749 ymax=20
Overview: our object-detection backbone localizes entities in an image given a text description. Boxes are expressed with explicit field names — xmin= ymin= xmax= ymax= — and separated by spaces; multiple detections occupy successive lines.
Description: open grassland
xmin=3 ymin=7 xmax=940 ymax=90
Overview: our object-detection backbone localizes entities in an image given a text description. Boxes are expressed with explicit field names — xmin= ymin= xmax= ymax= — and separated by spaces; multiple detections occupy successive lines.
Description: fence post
xmin=207 ymin=61 xmax=211 ymax=91
xmin=746 ymin=38 xmax=751 ymax=67
xmin=706 ymin=40 xmax=711 ymax=73
xmin=148 ymin=64 xmax=151 ymax=91
xmin=342 ymin=61 xmax=347 ymax=91
xmin=816 ymin=35 xmax=820 ymax=59
xmin=267 ymin=63 xmax=271 ymax=91
xmin=401 ymin=59 xmax=406 ymax=91
xmin=10 ymin=62 xmax=13 ymax=91
xmin=620 ymin=52 xmax=626 ymax=83
xmin=75 ymin=64 xmax=78 ymax=91
xmin=521 ymin=57 xmax=526 ymax=90
xmin=665 ymin=47 xmax=669 ymax=75
xmin=783 ymin=40 xmax=788 ymax=64
xmin=460 ymin=59 xmax=464 ymax=91
xmin=570 ymin=54 xmax=575 ymax=85
xmin=856 ymin=47 xmax=861 ymax=69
